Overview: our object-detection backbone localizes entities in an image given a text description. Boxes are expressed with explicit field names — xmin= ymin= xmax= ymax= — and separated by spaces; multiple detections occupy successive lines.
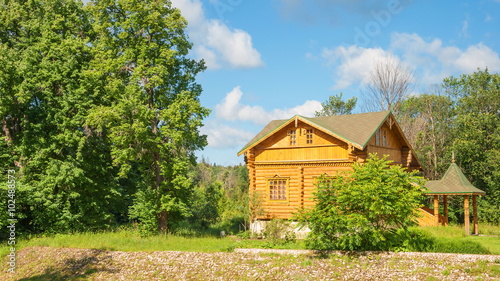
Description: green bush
xmin=262 ymin=219 xmax=296 ymax=247
xmin=298 ymin=154 xmax=426 ymax=251
xmin=390 ymin=228 xmax=436 ymax=252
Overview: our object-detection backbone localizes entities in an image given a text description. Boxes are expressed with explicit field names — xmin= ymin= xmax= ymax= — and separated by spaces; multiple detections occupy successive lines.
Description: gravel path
xmin=2 ymin=246 xmax=500 ymax=280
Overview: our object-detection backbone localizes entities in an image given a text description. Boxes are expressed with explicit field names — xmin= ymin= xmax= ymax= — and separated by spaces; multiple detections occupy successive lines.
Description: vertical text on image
xmin=7 ymin=169 xmax=17 ymax=273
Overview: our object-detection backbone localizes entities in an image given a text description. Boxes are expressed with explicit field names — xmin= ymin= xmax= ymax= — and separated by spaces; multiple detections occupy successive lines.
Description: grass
xmin=1 ymin=224 xmax=499 ymax=258
xmin=421 ymin=224 xmax=500 ymax=255
xmin=1 ymin=227 xmax=500 ymax=281
xmin=0 ymin=228 xmax=305 ymax=258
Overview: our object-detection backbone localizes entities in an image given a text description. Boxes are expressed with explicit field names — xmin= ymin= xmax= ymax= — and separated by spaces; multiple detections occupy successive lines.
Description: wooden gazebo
xmin=421 ymin=161 xmax=486 ymax=235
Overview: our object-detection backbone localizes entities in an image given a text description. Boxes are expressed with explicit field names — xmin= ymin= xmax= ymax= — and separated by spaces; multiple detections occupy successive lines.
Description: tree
xmin=298 ymin=154 xmax=425 ymax=251
xmin=395 ymin=91 xmax=454 ymax=180
xmin=315 ymin=93 xmax=357 ymax=116
xmin=189 ymin=163 xmax=252 ymax=234
xmin=85 ymin=0 xmax=210 ymax=234
xmin=443 ymin=69 xmax=500 ymax=223
xmin=0 ymin=0 xmax=124 ymax=234
xmin=0 ymin=0 xmax=210 ymax=236
xmin=362 ymin=56 xmax=414 ymax=112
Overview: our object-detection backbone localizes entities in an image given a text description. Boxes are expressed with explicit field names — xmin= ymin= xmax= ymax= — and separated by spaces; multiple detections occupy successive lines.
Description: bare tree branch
xmin=362 ymin=55 xmax=414 ymax=112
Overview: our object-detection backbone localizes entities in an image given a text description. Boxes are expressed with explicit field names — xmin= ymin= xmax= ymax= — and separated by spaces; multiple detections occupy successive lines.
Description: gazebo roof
xmin=425 ymin=162 xmax=486 ymax=195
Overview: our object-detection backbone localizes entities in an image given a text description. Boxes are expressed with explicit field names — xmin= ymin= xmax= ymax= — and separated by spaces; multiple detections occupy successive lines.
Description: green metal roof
xmin=237 ymin=111 xmax=391 ymax=155
xmin=425 ymin=163 xmax=486 ymax=195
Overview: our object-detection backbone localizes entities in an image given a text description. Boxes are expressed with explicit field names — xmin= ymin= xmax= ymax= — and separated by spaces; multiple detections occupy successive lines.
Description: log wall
xmin=251 ymin=163 xmax=353 ymax=219
xmin=254 ymin=145 xmax=349 ymax=162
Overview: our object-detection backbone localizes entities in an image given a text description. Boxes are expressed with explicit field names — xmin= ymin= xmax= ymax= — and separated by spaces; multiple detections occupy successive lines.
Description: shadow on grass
xmin=18 ymin=249 xmax=117 ymax=281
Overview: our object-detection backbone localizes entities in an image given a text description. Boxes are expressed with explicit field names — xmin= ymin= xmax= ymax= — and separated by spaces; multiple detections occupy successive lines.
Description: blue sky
xmin=170 ymin=0 xmax=500 ymax=166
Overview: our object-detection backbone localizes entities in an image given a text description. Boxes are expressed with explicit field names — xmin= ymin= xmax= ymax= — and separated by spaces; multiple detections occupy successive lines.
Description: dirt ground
xmin=2 ymin=246 xmax=500 ymax=280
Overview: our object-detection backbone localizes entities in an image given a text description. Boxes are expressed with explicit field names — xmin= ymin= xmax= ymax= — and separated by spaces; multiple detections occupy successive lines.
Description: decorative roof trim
xmin=237 ymin=116 xmax=296 ymax=156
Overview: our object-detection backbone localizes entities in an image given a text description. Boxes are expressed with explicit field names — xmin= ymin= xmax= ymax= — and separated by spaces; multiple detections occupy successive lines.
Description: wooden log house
xmin=237 ymin=111 xmax=422 ymax=222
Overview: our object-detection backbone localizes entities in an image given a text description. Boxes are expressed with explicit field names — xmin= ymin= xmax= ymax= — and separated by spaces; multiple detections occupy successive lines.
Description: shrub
xmin=262 ymin=219 xmax=296 ymax=247
xmin=298 ymin=154 xmax=426 ymax=251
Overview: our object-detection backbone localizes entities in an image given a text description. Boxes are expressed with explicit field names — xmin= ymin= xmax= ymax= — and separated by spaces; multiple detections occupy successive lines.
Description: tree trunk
xmin=158 ymin=209 xmax=168 ymax=234
xmin=2 ymin=117 xmax=12 ymax=144
xmin=148 ymin=84 xmax=168 ymax=233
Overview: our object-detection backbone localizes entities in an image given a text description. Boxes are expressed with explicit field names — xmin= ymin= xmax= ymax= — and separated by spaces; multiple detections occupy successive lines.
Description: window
xmin=314 ymin=174 xmax=336 ymax=188
xmin=375 ymin=129 xmax=387 ymax=146
xmin=305 ymin=128 xmax=313 ymax=144
xmin=288 ymin=130 xmax=296 ymax=146
xmin=268 ymin=178 xmax=288 ymax=201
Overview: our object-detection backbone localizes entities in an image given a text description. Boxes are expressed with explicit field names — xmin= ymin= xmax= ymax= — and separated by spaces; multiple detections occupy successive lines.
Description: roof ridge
xmin=237 ymin=110 xmax=392 ymax=156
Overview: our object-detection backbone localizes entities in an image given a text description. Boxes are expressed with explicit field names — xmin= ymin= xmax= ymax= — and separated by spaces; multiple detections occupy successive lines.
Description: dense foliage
xmin=299 ymin=154 xmax=425 ymax=251
xmin=396 ymin=69 xmax=500 ymax=224
xmin=186 ymin=162 xmax=250 ymax=235
xmin=445 ymin=70 xmax=500 ymax=224
xmin=0 ymin=0 xmax=209 ymax=237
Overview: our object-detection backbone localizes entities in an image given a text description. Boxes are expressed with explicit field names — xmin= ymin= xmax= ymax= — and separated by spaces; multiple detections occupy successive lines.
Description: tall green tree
xmin=0 ymin=0 xmax=210 ymax=236
xmin=443 ymin=69 xmax=500 ymax=223
xmin=0 ymin=0 xmax=125 ymax=234
xmin=85 ymin=0 xmax=210 ymax=233
xmin=315 ymin=93 xmax=357 ymax=117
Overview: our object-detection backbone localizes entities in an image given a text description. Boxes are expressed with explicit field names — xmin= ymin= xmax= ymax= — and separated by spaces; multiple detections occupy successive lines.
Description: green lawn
xmin=421 ymin=225 xmax=500 ymax=255
xmin=0 ymin=230 xmax=305 ymax=257
xmin=1 ymin=224 xmax=499 ymax=257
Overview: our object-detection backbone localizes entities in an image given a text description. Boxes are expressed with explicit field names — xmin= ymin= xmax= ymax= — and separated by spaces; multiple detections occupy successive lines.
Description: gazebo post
xmin=433 ymin=195 xmax=440 ymax=226
xmin=472 ymin=195 xmax=479 ymax=235
xmin=464 ymin=195 xmax=470 ymax=235
xmin=443 ymin=195 xmax=448 ymax=226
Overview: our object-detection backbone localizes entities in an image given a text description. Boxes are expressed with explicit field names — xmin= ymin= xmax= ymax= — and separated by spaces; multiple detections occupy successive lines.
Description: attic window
xmin=288 ymin=130 xmax=297 ymax=146
xmin=305 ymin=129 xmax=313 ymax=144
xmin=375 ymin=129 xmax=387 ymax=146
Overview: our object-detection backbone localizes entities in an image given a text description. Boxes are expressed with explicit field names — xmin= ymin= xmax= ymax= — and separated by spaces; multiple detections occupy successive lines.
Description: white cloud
xmin=454 ymin=43 xmax=500 ymax=73
xmin=322 ymin=45 xmax=393 ymax=89
xmin=201 ymin=121 xmax=255 ymax=148
xmin=204 ymin=86 xmax=322 ymax=149
xmin=171 ymin=0 xmax=263 ymax=69
xmin=322 ymin=33 xmax=500 ymax=88
xmin=459 ymin=20 xmax=469 ymax=38
xmin=390 ymin=33 xmax=500 ymax=83
xmin=215 ymin=86 xmax=322 ymax=125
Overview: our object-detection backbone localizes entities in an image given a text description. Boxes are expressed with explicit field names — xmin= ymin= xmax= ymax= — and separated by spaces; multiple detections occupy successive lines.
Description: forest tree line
xmin=395 ymin=69 xmax=499 ymax=224
xmin=318 ymin=66 xmax=499 ymax=225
